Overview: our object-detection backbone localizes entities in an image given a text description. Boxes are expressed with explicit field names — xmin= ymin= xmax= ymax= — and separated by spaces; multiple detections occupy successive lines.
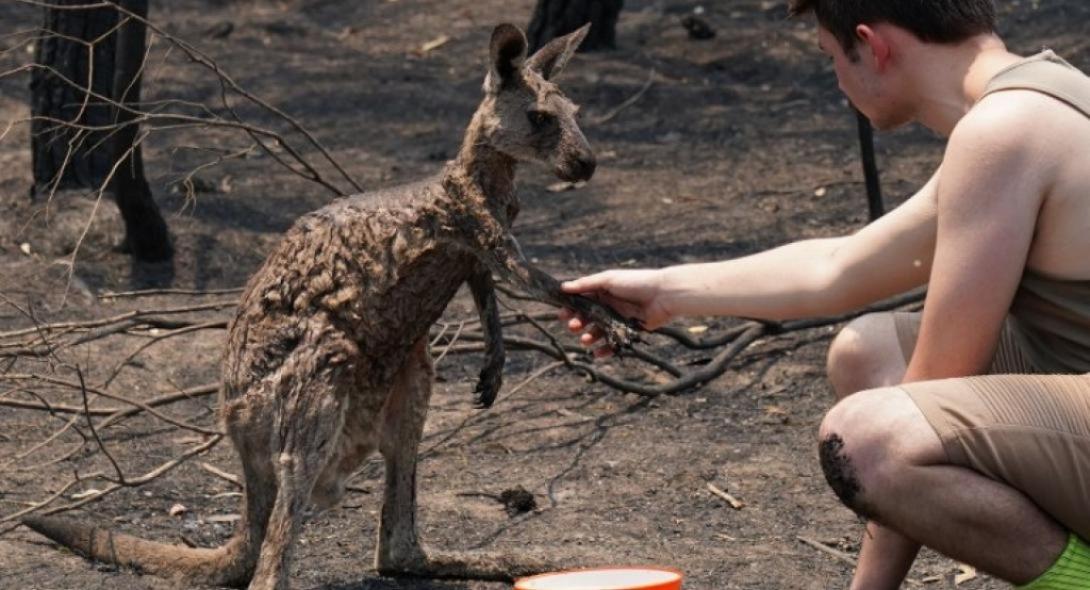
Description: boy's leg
xmin=826 ymin=312 xmax=921 ymax=589
xmin=819 ymin=374 xmax=1090 ymax=584
xmin=826 ymin=312 xmax=912 ymax=400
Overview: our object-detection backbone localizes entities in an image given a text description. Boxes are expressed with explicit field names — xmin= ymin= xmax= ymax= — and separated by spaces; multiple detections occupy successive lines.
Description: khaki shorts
xmin=891 ymin=312 xmax=1090 ymax=540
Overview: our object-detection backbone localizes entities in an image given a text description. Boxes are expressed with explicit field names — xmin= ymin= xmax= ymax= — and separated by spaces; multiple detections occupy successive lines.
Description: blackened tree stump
xmin=527 ymin=0 xmax=623 ymax=52
xmin=31 ymin=0 xmax=172 ymax=261
xmin=30 ymin=0 xmax=119 ymax=194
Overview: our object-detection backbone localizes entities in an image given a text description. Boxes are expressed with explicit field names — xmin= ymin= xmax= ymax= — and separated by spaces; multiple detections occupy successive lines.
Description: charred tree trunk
xmin=855 ymin=109 xmax=884 ymax=222
xmin=30 ymin=0 xmax=118 ymax=193
xmin=527 ymin=0 xmax=623 ymax=52
xmin=30 ymin=0 xmax=172 ymax=261
xmin=110 ymin=0 xmax=172 ymax=261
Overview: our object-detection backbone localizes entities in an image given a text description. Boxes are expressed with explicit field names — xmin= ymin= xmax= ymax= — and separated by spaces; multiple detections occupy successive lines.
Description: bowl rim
xmin=514 ymin=565 xmax=684 ymax=590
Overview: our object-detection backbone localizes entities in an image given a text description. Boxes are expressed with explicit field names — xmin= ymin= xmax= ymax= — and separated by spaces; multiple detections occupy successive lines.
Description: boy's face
xmin=818 ymin=26 xmax=914 ymax=131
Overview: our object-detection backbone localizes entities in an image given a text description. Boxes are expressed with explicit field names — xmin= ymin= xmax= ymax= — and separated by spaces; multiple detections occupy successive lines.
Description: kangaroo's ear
xmin=526 ymin=23 xmax=590 ymax=80
xmin=485 ymin=24 xmax=528 ymax=93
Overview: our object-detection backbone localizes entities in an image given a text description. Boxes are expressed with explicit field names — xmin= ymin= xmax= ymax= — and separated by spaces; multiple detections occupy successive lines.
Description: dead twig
xmin=4 ymin=434 xmax=223 ymax=523
xmin=797 ymin=536 xmax=923 ymax=586
xmin=0 ymin=382 xmax=217 ymax=418
xmin=431 ymin=320 xmax=465 ymax=369
xmin=706 ymin=482 xmax=744 ymax=510
xmin=199 ymin=461 xmax=369 ymax=495
xmin=76 ymin=366 xmax=125 ymax=484
xmin=98 ymin=287 xmax=245 ymax=299
xmin=0 ymin=373 xmax=220 ymax=435
xmin=593 ymin=68 xmax=656 ymax=125
xmin=102 ymin=320 xmax=227 ymax=387
xmin=0 ymin=301 xmax=236 ymax=341
xmin=797 ymin=535 xmax=858 ymax=566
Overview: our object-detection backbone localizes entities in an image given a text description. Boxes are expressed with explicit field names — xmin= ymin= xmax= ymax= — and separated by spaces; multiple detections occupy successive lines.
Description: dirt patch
xmin=2 ymin=0 xmax=1087 ymax=588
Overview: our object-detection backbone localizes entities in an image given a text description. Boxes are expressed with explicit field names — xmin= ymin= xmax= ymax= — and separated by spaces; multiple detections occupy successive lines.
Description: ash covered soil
xmin=1 ymin=0 xmax=1087 ymax=588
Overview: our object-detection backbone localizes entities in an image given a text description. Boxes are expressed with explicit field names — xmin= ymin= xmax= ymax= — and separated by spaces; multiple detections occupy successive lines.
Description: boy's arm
xmin=654 ymin=171 xmax=941 ymax=322
xmin=905 ymin=101 xmax=1048 ymax=382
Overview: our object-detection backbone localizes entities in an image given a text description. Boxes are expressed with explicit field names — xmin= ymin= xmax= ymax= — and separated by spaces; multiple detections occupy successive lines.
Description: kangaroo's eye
xmin=527 ymin=110 xmax=553 ymax=129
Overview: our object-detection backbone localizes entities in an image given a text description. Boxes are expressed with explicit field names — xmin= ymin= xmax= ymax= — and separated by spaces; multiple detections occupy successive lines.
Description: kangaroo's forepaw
xmin=571 ymin=295 xmax=640 ymax=350
xmin=474 ymin=367 xmax=502 ymax=408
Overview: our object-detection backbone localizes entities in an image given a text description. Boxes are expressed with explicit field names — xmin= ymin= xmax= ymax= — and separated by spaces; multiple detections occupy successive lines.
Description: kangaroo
xmin=20 ymin=23 xmax=636 ymax=590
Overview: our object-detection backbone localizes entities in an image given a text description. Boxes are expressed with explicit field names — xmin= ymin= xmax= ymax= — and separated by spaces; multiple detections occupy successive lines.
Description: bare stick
xmin=0 ymin=301 xmax=236 ymax=340
xmin=797 ymin=535 xmax=858 ymax=565
xmin=0 ymin=472 xmax=104 ymax=525
xmin=0 ymin=413 xmax=80 ymax=470
xmin=0 ymin=382 xmax=217 ymax=417
xmin=706 ymin=482 xmax=744 ymax=510
xmin=593 ymin=68 xmax=655 ymax=125
xmin=431 ymin=319 xmax=465 ymax=369
xmin=0 ymin=374 xmax=220 ymax=435
xmin=102 ymin=320 xmax=226 ymax=387
xmin=76 ymin=366 xmax=126 ymax=484
xmin=199 ymin=461 xmax=369 ymax=495
xmin=18 ymin=434 xmax=223 ymax=520
xmin=797 ymin=536 xmax=923 ymax=586
xmin=97 ymin=382 xmax=217 ymax=428
xmin=199 ymin=461 xmax=240 ymax=486
xmin=98 ymin=287 xmax=245 ymax=299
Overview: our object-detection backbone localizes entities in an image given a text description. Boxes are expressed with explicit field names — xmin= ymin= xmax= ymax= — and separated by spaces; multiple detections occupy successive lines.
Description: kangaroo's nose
xmin=571 ymin=153 xmax=597 ymax=181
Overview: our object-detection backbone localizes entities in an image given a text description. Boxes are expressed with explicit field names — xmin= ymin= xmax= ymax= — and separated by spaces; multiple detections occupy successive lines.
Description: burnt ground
xmin=1 ymin=0 xmax=1088 ymax=588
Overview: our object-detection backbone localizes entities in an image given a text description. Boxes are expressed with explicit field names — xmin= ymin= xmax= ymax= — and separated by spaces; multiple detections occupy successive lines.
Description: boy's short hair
xmin=789 ymin=0 xmax=997 ymax=56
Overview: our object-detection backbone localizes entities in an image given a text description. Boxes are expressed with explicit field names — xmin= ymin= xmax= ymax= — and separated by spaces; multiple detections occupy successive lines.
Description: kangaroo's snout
xmin=557 ymin=151 xmax=596 ymax=182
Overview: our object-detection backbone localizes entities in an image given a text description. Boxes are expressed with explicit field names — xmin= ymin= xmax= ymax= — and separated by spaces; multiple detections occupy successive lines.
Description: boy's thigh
xmin=902 ymin=373 xmax=1090 ymax=540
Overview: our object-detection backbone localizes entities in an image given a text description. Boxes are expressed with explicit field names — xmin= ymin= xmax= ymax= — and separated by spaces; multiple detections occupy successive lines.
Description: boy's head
xmin=789 ymin=0 xmax=997 ymax=60
xmin=791 ymin=0 xmax=999 ymax=130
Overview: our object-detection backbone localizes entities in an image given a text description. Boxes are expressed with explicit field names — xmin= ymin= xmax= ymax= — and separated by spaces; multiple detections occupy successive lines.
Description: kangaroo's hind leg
xmin=215 ymin=399 xmax=281 ymax=587
xmin=247 ymin=327 xmax=357 ymax=590
xmin=374 ymin=338 xmax=552 ymax=581
xmin=374 ymin=337 xmax=433 ymax=572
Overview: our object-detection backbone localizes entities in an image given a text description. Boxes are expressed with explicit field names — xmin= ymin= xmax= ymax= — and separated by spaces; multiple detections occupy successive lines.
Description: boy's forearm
xmin=658 ymin=238 xmax=851 ymax=321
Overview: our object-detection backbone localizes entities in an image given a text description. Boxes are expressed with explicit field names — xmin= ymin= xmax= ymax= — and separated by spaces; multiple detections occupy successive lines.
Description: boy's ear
xmin=485 ymin=23 xmax=528 ymax=93
xmin=855 ymin=24 xmax=892 ymax=70
xmin=526 ymin=23 xmax=590 ymax=80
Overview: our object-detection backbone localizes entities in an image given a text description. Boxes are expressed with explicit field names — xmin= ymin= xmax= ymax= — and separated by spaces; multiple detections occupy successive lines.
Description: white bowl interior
xmin=518 ymin=568 xmax=680 ymax=590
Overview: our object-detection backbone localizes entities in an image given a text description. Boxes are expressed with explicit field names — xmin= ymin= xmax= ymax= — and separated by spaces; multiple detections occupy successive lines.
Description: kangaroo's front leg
xmin=481 ymin=233 xmax=638 ymax=350
xmin=468 ymin=265 xmax=504 ymax=408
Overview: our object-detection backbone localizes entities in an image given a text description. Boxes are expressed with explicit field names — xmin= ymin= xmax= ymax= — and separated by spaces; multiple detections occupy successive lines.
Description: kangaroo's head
xmin=474 ymin=23 xmax=596 ymax=183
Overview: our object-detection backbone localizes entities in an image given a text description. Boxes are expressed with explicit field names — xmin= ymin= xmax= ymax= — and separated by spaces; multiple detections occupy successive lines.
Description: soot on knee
xmin=819 ymin=433 xmax=872 ymax=519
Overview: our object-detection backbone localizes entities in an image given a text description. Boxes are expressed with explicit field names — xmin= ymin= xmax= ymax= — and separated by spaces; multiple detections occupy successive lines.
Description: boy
xmin=562 ymin=2 xmax=1090 ymax=587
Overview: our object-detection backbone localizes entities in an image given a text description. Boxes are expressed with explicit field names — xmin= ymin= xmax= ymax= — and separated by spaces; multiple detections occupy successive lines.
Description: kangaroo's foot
xmin=377 ymin=548 xmax=554 ymax=581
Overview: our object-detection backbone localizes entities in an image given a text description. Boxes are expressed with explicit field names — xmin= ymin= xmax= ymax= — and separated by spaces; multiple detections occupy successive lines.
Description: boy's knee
xmin=818 ymin=387 xmax=938 ymax=519
xmin=817 ymin=390 xmax=899 ymax=519
xmin=826 ymin=313 xmax=902 ymax=398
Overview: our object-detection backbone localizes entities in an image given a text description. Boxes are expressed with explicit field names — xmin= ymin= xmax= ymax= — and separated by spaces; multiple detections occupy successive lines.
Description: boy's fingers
xmin=562 ymin=272 xmax=609 ymax=294
xmin=567 ymin=317 xmax=585 ymax=333
xmin=580 ymin=325 xmax=606 ymax=345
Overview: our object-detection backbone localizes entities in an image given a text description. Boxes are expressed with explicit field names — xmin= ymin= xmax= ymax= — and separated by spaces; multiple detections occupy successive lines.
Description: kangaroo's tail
xmin=21 ymin=515 xmax=256 ymax=588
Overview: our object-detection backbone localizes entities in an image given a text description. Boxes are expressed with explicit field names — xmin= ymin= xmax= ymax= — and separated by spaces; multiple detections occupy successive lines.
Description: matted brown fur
xmin=20 ymin=23 xmax=635 ymax=590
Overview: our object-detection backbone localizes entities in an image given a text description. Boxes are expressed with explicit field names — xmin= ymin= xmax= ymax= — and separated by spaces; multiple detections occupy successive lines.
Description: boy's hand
xmin=559 ymin=269 xmax=671 ymax=357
